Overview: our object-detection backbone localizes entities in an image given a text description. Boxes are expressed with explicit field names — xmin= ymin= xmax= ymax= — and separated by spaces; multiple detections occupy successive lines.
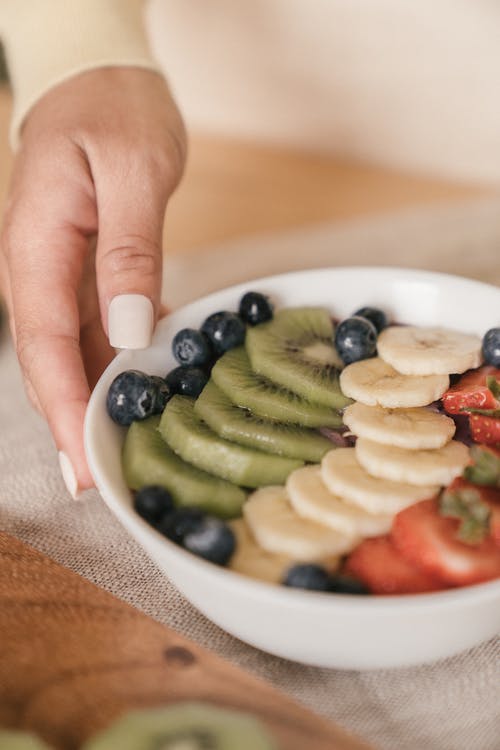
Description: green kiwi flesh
xmin=195 ymin=380 xmax=332 ymax=462
xmin=123 ymin=416 xmax=246 ymax=519
xmin=245 ymin=307 xmax=351 ymax=409
xmin=82 ymin=702 xmax=277 ymax=750
xmin=0 ymin=732 xmax=52 ymax=750
xmin=211 ymin=347 xmax=343 ymax=428
xmin=160 ymin=396 xmax=303 ymax=488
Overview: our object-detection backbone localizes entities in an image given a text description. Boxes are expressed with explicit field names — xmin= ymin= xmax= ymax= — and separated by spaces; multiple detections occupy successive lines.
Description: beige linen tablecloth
xmin=1 ymin=197 xmax=500 ymax=750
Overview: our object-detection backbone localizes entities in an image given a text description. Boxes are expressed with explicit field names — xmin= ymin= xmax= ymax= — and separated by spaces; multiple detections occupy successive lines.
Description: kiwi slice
xmin=123 ymin=416 xmax=246 ymax=519
xmin=245 ymin=307 xmax=351 ymax=409
xmin=195 ymin=380 xmax=332 ymax=462
xmin=83 ymin=703 xmax=277 ymax=750
xmin=212 ymin=347 xmax=343 ymax=428
xmin=0 ymin=732 xmax=52 ymax=750
xmin=160 ymin=396 xmax=303 ymax=488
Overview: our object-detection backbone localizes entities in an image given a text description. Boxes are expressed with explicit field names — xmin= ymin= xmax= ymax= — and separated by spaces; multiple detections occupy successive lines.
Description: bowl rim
xmin=85 ymin=265 xmax=500 ymax=610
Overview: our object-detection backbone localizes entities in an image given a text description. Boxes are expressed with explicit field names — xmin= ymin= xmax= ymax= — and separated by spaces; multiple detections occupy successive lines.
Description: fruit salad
xmin=107 ymin=292 xmax=500 ymax=596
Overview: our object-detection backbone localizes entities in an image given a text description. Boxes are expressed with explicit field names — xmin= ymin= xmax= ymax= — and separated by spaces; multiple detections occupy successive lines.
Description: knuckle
xmin=100 ymin=239 xmax=161 ymax=279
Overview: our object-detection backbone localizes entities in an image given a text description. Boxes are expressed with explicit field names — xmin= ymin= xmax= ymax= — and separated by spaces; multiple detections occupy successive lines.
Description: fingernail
xmin=58 ymin=451 xmax=81 ymax=500
xmin=108 ymin=294 xmax=154 ymax=349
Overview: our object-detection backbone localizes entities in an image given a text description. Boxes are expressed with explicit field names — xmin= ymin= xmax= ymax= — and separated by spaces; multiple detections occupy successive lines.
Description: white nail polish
xmin=108 ymin=294 xmax=154 ymax=349
xmin=58 ymin=451 xmax=80 ymax=500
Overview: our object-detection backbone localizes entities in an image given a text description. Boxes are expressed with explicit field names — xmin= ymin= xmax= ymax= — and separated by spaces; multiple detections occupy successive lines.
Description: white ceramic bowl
xmin=85 ymin=267 xmax=500 ymax=670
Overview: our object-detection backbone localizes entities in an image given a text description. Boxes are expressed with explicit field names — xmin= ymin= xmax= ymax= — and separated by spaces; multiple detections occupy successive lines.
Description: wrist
xmin=1 ymin=0 xmax=159 ymax=148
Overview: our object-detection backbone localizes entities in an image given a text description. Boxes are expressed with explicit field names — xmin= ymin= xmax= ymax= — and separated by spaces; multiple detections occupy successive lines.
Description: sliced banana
xmin=287 ymin=465 xmax=393 ymax=538
xmin=377 ymin=325 xmax=482 ymax=375
xmin=339 ymin=357 xmax=449 ymax=408
xmin=228 ymin=519 xmax=294 ymax=584
xmin=243 ymin=485 xmax=355 ymax=560
xmin=355 ymin=437 xmax=470 ymax=487
xmin=321 ymin=448 xmax=439 ymax=515
xmin=343 ymin=402 xmax=456 ymax=450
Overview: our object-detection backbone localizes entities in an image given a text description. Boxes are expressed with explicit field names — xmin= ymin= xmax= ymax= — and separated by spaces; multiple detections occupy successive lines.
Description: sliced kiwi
xmin=211 ymin=347 xmax=343 ymax=428
xmin=245 ymin=307 xmax=351 ymax=409
xmin=160 ymin=396 xmax=303 ymax=488
xmin=195 ymin=380 xmax=332 ymax=462
xmin=123 ymin=416 xmax=246 ymax=519
xmin=83 ymin=703 xmax=277 ymax=750
xmin=0 ymin=732 xmax=52 ymax=750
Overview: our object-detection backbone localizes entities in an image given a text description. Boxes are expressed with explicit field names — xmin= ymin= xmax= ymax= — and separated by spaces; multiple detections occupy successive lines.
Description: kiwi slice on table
xmin=212 ymin=347 xmax=343 ymax=428
xmin=0 ymin=731 xmax=52 ymax=750
xmin=246 ymin=307 xmax=351 ymax=409
xmin=195 ymin=380 xmax=332 ymax=462
xmin=123 ymin=416 xmax=246 ymax=519
xmin=83 ymin=703 xmax=277 ymax=750
xmin=160 ymin=396 xmax=303 ymax=488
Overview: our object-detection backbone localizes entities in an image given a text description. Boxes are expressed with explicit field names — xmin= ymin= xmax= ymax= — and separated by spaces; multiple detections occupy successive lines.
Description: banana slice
xmin=355 ymin=437 xmax=470 ymax=487
xmin=339 ymin=357 xmax=449 ymax=408
xmin=377 ymin=325 xmax=482 ymax=375
xmin=228 ymin=519 xmax=294 ymax=584
xmin=287 ymin=465 xmax=393 ymax=538
xmin=321 ymin=448 xmax=439 ymax=514
xmin=343 ymin=402 xmax=456 ymax=450
xmin=243 ymin=485 xmax=355 ymax=560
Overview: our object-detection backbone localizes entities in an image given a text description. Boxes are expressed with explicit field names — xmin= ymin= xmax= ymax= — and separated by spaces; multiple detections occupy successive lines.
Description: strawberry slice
xmin=464 ymin=444 xmax=500 ymax=487
xmin=343 ymin=536 xmax=444 ymax=595
xmin=468 ymin=413 xmax=500 ymax=446
xmin=442 ymin=366 xmax=500 ymax=415
xmin=392 ymin=499 xmax=500 ymax=586
xmin=446 ymin=477 xmax=500 ymax=547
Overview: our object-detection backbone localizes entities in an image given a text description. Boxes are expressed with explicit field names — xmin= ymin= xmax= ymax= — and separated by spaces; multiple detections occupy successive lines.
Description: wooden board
xmin=0 ymin=532 xmax=371 ymax=750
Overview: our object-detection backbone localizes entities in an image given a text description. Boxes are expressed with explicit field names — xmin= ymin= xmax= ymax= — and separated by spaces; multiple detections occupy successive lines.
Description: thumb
xmin=95 ymin=161 xmax=169 ymax=350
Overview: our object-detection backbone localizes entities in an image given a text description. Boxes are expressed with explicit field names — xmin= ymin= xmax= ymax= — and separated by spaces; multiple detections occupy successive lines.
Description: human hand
xmin=0 ymin=67 xmax=186 ymax=497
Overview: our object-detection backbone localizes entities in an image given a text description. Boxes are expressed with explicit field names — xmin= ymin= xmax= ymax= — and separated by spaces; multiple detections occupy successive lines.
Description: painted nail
xmin=108 ymin=294 xmax=154 ymax=349
xmin=58 ymin=451 xmax=81 ymax=500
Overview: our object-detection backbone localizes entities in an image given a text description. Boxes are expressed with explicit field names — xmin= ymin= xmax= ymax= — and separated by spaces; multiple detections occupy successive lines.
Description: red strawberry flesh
xmin=391 ymin=499 xmax=500 ymax=586
xmin=344 ymin=536 xmax=444 ymax=595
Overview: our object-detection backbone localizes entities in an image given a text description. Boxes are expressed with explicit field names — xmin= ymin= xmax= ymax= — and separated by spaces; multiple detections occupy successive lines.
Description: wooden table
xmin=0 ymin=86 xmax=486 ymax=255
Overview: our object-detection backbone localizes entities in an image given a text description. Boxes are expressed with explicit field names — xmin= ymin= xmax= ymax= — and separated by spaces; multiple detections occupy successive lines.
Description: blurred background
xmin=1 ymin=0 xmax=499 ymax=304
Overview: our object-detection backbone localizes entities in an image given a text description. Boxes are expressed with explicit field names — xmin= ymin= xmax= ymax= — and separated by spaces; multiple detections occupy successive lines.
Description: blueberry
xmin=282 ymin=564 xmax=331 ymax=592
xmin=239 ymin=291 xmax=274 ymax=326
xmin=159 ymin=507 xmax=206 ymax=545
xmin=183 ymin=516 xmax=236 ymax=565
xmin=201 ymin=311 xmax=246 ymax=355
xmin=165 ymin=366 xmax=209 ymax=398
xmin=335 ymin=316 xmax=378 ymax=365
xmin=328 ymin=575 xmax=370 ymax=595
xmin=353 ymin=306 xmax=388 ymax=333
xmin=106 ymin=370 xmax=156 ymax=425
xmin=134 ymin=485 xmax=174 ymax=526
xmin=172 ymin=328 xmax=213 ymax=367
xmin=482 ymin=327 xmax=500 ymax=367
xmin=150 ymin=375 xmax=172 ymax=414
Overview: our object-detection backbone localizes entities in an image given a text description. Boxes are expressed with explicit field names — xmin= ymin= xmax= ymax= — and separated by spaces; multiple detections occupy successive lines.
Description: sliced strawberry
xmin=392 ymin=499 xmax=500 ymax=586
xmin=464 ymin=444 xmax=500 ymax=487
xmin=343 ymin=536 xmax=444 ymax=595
xmin=468 ymin=413 xmax=500 ymax=447
xmin=446 ymin=478 xmax=500 ymax=547
xmin=442 ymin=366 xmax=500 ymax=415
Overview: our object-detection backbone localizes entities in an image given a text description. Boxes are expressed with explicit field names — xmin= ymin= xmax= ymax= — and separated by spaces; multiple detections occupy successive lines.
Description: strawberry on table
xmin=442 ymin=366 xmax=500 ymax=415
xmin=343 ymin=536 xmax=444 ymax=595
xmin=391 ymin=498 xmax=500 ymax=586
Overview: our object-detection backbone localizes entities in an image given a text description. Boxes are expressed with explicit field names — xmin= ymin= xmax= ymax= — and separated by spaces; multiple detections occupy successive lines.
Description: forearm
xmin=0 ymin=0 xmax=158 ymax=147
